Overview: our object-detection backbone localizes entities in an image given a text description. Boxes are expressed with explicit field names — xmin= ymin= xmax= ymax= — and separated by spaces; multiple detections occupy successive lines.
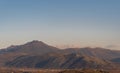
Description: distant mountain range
xmin=0 ymin=40 xmax=120 ymax=69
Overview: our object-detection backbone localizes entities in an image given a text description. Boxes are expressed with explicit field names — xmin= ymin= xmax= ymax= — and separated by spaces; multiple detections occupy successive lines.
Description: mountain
xmin=0 ymin=40 xmax=59 ymax=55
xmin=0 ymin=40 xmax=59 ymax=66
xmin=0 ymin=40 xmax=120 ymax=69
xmin=62 ymin=47 xmax=120 ymax=60
xmin=6 ymin=53 xmax=113 ymax=69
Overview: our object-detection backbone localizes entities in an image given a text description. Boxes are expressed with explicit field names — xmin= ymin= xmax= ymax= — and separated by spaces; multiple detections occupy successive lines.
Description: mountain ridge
xmin=0 ymin=40 xmax=119 ymax=69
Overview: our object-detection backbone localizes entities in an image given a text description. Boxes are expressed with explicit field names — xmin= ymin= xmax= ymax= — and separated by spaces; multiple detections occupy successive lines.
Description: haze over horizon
xmin=0 ymin=0 xmax=120 ymax=50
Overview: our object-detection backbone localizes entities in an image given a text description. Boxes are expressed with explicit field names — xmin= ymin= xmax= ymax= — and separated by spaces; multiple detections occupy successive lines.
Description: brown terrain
xmin=0 ymin=68 xmax=110 ymax=73
xmin=0 ymin=40 xmax=120 ymax=73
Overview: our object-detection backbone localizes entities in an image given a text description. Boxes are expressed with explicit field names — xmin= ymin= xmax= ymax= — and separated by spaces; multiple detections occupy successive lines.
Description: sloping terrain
xmin=0 ymin=68 xmax=110 ymax=73
xmin=0 ymin=40 xmax=59 ymax=66
xmin=0 ymin=40 xmax=59 ymax=55
xmin=0 ymin=40 xmax=119 ymax=69
xmin=62 ymin=48 xmax=120 ymax=60
xmin=111 ymin=58 xmax=120 ymax=63
xmin=6 ymin=53 xmax=113 ymax=69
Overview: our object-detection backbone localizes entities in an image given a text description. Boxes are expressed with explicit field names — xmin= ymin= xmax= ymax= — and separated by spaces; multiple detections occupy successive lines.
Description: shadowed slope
xmin=6 ymin=53 xmax=113 ymax=69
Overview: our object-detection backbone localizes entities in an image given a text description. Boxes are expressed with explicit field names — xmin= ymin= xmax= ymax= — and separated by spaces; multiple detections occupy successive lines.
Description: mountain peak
xmin=25 ymin=40 xmax=47 ymax=46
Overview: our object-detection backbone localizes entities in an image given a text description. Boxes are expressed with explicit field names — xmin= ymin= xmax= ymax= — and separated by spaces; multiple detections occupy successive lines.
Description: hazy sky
xmin=0 ymin=0 xmax=120 ymax=49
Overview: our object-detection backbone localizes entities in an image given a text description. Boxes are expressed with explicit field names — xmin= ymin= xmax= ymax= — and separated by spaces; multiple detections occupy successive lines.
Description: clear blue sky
xmin=0 ymin=0 xmax=120 ymax=49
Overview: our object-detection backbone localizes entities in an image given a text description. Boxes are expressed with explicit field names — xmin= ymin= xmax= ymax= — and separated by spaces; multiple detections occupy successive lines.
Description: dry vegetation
xmin=0 ymin=68 xmax=111 ymax=73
